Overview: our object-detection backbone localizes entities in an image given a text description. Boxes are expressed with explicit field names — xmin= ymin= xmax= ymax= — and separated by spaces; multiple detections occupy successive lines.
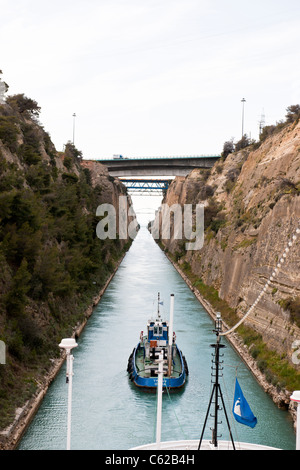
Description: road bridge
xmin=94 ymin=154 xmax=220 ymax=177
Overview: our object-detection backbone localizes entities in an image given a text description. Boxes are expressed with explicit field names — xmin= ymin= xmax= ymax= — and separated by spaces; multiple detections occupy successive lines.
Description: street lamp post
xmin=59 ymin=338 xmax=78 ymax=450
xmin=241 ymin=98 xmax=246 ymax=138
xmin=72 ymin=113 xmax=76 ymax=145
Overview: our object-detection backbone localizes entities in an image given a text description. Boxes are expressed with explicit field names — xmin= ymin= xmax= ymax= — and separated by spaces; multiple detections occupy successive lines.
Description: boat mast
xmin=168 ymin=294 xmax=174 ymax=376
xmin=198 ymin=313 xmax=235 ymax=450
xmin=155 ymin=352 xmax=164 ymax=449
xmin=157 ymin=292 xmax=161 ymax=319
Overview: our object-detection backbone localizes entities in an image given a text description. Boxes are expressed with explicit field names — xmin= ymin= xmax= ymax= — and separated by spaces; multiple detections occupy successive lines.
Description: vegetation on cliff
xmin=0 ymin=93 xmax=131 ymax=430
xmin=221 ymin=103 xmax=300 ymax=159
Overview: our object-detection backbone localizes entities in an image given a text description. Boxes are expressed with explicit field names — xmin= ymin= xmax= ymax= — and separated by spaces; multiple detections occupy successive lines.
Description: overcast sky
xmin=1 ymin=0 xmax=300 ymax=160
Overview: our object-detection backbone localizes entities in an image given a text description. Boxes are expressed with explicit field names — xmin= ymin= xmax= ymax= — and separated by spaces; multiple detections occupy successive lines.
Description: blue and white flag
xmin=232 ymin=378 xmax=257 ymax=428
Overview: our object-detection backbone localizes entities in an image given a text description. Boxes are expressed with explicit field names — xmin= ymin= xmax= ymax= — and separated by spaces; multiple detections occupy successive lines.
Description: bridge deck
xmin=91 ymin=155 xmax=221 ymax=177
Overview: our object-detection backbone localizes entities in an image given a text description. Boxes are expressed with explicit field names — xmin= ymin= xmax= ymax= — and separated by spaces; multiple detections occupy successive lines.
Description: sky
xmin=1 ymin=0 xmax=300 ymax=163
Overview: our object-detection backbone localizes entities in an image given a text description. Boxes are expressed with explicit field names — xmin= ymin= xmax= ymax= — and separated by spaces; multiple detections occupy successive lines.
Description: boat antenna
xmin=157 ymin=292 xmax=161 ymax=319
xmin=198 ymin=312 xmax=235 ymax=450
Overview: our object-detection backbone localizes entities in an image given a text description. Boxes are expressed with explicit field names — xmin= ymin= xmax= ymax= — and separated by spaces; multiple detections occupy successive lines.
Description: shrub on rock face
xmin=0 ymin=116 xmax=19 ymax=152
xmin=235 ymin=134 xmax=251 ymax=151
xmin=279 ymin=297 xmax=300 ymax=328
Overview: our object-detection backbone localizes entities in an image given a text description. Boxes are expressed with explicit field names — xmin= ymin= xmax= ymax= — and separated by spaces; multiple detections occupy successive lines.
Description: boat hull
xmin=127 ymin=342 xmax=188 ymax=390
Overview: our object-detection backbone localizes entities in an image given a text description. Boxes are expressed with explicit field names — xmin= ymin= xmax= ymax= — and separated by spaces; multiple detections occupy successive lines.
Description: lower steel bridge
xmin=120 ymin=179 xmax=171 ymax=195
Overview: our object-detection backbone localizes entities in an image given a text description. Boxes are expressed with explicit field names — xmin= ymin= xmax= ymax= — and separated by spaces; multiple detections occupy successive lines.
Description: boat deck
xmin=131 ymin=439 xmax=280 ymax=450
xmin=135 ymin=343 xmax=182 ymax=379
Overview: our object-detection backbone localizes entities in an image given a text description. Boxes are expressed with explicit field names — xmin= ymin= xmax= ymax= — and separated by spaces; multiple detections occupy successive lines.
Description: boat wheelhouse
xmin=127 ymin=293 xmax=188 ymax=390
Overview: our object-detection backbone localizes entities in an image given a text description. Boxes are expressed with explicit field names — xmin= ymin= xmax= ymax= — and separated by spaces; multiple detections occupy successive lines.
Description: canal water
xmin=18 ymin=226 xmax=296 ymax=450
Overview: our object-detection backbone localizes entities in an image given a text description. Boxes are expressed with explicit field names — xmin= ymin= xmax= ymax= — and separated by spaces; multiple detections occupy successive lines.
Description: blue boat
xmin=127 ymin=293 xmax=188 ymax=390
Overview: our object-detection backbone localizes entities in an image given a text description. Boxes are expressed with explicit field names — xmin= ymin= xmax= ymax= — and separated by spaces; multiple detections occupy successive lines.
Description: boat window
xmin=154 ymin=326 xmax=163 ymax=336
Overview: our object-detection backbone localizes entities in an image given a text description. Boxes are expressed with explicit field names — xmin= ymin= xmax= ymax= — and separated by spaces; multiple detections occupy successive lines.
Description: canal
xmin=18 ymin=226 xmax=296 ymax=450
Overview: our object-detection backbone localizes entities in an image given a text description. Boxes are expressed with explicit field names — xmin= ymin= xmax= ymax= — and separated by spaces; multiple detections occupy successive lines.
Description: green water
xmin=18 ymin=227 xmax=296 ymax=450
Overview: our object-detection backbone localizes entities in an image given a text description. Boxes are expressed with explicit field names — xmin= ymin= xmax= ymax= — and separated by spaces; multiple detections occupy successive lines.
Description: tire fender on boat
xmin=182 ymin=355 xmax=189 ymax=375
xmin=127 ymin=350 xmax=134 ymax=372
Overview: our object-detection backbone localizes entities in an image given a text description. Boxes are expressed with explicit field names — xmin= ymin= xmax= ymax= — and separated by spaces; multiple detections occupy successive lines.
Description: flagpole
xmin=168 ymin=294 xmax=174 ymax=376
xmin=156 ymin=352 xmax=164 ymax=449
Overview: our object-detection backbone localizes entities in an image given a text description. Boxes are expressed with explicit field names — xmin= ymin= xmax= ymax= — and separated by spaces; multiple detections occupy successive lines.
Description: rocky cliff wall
xmin=156 ymin=119 xmax=300 ymax=369
xmin=0 ymin=96 xmax=136 ymax=446
xmin=80 ymin=159 xmax=137 ymax=242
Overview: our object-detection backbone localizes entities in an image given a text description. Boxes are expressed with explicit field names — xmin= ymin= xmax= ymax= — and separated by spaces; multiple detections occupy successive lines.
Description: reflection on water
xmin=19 ymin=228 xmax=295 ymax=450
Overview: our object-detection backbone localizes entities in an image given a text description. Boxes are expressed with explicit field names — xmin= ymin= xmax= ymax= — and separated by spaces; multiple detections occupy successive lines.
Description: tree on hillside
xmin=235 ymin=134 xmax=252 ymax=151
xmin=285 ymin=104 xmax=300 ymax=123
xmin=6 ymin=93 xmax=41 ymax=117
xmin=63 ymin=141 xmax=83 ymax=170
xmin=221 ymin=139 xmax=234 ymax=159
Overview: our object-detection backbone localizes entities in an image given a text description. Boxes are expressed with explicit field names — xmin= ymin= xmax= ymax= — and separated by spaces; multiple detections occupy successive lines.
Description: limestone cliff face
xmin=80 ymin=160 xmax=126 ymax=205
xmin=80 ymin=160 xmax=137 ymax=243
xmin=157 ymin=119 xmax=300 ymax=366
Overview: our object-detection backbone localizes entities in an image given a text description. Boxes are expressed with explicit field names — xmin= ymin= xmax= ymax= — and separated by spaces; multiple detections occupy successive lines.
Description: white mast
xmin=291 ymin=391 xmax=300 ymax=450
xmin=157 ymin=292 xmax=161 ymax=319
xmin=168 ymin=294 xmax=174 ymax=376
xmin=156 ymin=352 xmax=164 ymax=449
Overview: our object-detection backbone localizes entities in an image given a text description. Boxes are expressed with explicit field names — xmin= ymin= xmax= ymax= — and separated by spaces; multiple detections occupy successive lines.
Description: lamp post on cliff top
xmin=59 ymin=338 xmax=78 ymax=450
xmin=241 ymin=98 xmax=246 ymax=138
xmin=72 ymin=113 xmax=76 ymax=145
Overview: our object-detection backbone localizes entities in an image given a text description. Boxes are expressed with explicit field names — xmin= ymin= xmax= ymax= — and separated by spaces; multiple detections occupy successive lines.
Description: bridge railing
xmin=95 ymin=154 xmax=220 ymax=161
